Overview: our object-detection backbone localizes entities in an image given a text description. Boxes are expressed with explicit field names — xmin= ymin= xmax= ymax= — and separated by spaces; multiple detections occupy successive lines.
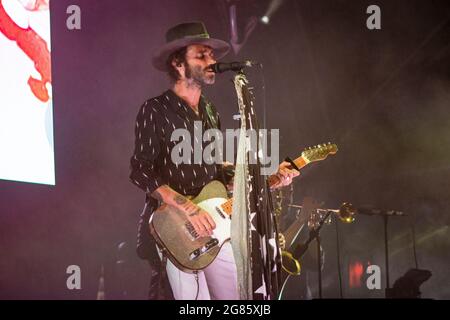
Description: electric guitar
xmin=149 ymin=143 xmax=338 ymax=272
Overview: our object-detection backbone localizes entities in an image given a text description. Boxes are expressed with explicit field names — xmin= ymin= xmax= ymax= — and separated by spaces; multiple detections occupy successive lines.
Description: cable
xmin=194 ymin=271 xmax=200 ymax=300
xmin=317 ymin=234 xmax=322 ymax=299
xmin=334 ymin=218 xmax=344 ymax=298
xmin=257 ymin=63 xmax=267 ymax=130
xmin=410 ymin=212 xmax=419 ymax=269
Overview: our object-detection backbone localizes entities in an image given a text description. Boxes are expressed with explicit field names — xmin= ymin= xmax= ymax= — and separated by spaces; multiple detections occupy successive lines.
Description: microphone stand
xmin=378 ymin=211 xmax=431 ymax=298
xmin=361 ymin=208 xmax=405 ymax=298
xmin=294 ymin=210 xmax=332 ymax=299
xmin=316 ymin=231 xmax=323 ymax=299
xmin=384 ymin=215 xmax=390 ymax=296
xmin=231 ymin=66 xmax=276 ymax=299
xmin=356 ymin=207 xmax=406 ymax=298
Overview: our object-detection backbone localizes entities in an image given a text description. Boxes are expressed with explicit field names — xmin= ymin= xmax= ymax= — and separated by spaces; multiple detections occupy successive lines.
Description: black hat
xmin=152 ymin=21 xmax=230 ymax=71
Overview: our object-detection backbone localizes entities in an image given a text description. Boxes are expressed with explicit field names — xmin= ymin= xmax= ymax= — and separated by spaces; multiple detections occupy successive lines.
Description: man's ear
xmin=172 ymin=59 xmax=182 ymax=68
xmin=171 ymin=59 xmax=184 ymax=80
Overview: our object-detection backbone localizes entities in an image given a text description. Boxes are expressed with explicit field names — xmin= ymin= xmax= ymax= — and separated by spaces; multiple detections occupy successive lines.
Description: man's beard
xmin=185 ymin=62 xmax=215 ymax=86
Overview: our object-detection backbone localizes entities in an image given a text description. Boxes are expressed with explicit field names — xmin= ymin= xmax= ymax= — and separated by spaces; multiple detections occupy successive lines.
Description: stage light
xmin=261 ymin=16 xmax=270 ymax=25
xmin=260 ymin=0 xmax=285 ymax=26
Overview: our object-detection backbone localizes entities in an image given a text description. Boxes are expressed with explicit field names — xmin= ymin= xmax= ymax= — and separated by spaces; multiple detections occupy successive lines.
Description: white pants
xmin=159 ymin=242 xmax=239 ymax=300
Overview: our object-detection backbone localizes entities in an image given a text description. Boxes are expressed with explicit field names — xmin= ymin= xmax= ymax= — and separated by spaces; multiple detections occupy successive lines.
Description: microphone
xmin=356 ymin=205 xmax=405 ymax=216
xmin=208 ymin=60 xmax=260 ymax=73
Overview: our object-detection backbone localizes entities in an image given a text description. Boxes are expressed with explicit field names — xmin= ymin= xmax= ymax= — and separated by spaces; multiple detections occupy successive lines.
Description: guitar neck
xmin=283 ymin=213 xmax=308 ymax=250
xmin=266 ymin=155 xmax=308 ymax=189
xmin=220 ymin=155 xmax=309 ymax=216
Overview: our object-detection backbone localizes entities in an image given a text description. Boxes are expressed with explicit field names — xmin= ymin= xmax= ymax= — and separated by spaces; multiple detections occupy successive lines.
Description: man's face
xmin=182 ymin=44 xmax=217 ymax=86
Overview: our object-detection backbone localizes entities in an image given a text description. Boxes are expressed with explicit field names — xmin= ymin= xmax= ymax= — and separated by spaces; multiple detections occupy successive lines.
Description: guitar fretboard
xmin=220 ymin=156 xmax=307 ymax=215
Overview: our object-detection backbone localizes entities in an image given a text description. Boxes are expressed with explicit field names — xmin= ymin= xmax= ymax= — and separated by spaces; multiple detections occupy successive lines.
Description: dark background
xmin=0 ymin=0 xmax=449 ymax=299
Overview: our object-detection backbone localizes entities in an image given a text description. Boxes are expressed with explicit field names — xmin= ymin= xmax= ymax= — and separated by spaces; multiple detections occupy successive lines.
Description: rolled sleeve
xmin=130 ymin=100 xmax=166 ymax=195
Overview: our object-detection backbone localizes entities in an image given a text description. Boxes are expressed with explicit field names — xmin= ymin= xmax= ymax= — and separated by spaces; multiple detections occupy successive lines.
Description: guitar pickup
xmin=215 ymin=207 xmax=226 ymax=219
xmin=203 ymin=238 xmax=219 ymax=251
xmin=189 ymin=239 xmax=219 ymax=261
xmin=189 ymin=248 xmax=201 ymax=260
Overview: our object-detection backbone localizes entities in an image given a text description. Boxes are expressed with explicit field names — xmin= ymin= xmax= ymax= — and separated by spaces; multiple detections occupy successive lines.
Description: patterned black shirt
xmin=130 ymin=89 xmax=232 ymax=266
xmin=130 ymin=89 xmax=227 ymax=199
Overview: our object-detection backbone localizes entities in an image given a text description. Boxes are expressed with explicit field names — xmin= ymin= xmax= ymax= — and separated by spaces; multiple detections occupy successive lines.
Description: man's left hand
xmin=272 ymin=161 xmax=300 ymax=189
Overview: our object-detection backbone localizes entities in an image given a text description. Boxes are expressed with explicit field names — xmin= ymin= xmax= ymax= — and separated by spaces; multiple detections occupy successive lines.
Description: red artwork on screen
xmin=0 ymin=0 xmax=51 ymax=102
xmin=23 ymin=0 xmax=48 ymax=11
xmin=349 ymin=261 xmax=364 ymax=288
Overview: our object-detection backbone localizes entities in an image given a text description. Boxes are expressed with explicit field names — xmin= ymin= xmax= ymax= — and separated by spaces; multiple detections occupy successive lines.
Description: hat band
xmin=182 ymin=32 xmax=210 ymax=39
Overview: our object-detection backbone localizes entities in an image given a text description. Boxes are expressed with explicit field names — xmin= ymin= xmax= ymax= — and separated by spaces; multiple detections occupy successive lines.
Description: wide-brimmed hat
xmin=152 ymin=21 xmax=230 ymax=71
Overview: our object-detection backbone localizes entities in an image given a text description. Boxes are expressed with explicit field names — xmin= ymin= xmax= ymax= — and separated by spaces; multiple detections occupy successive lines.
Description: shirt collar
xmin=164 ymin=89 xmax=206 ymax=122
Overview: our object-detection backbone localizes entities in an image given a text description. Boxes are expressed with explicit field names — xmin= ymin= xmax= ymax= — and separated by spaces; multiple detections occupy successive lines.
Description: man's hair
xmin=166 ymin=47 xmax=188 ymax=82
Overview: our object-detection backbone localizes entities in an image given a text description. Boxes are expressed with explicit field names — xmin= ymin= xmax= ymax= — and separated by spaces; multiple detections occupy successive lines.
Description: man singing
xmin=130 ymin=22 xmax=298 ymax=300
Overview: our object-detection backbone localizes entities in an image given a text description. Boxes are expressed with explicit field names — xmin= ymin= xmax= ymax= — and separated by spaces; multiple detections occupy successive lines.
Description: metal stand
xmin=335 ymin=220 xmax=344 ymax=298
xmin=293 ymin=210 xmax=332 ymax=299
xmin=384 ymin=215 xmax=390 ymax=295
xmin=316 ymin=234 xmax=323 ymax=299
xmin=367 ymin=209 xmax=405 ymax=298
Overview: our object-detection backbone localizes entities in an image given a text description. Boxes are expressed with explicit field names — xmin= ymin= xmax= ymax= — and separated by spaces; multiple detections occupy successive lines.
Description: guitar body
xmin=149 ymin=180 xmax=232 ymax=273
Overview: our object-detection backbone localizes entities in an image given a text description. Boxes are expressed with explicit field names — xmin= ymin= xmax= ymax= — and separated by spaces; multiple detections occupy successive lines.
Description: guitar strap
xmin=201 ymin=96 xmax=235 ymax=186
xmin=157 ymin=248 xmax=169 ymax=299
xmin=284 ymin=156 xmax=301 ymax=172
xmin=202 ymin=95 xmax=220 ymax=130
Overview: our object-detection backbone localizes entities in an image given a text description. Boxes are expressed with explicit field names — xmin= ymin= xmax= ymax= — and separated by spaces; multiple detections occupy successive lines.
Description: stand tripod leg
xmin=317 ymin=235 xmax=322 ymax=299
xmin=384 ymin=215 xmax=390 ymax=297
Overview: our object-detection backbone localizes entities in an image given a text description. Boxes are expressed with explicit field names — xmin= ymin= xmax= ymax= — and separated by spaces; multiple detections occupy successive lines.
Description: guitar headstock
xmin=302 ymin=142 xmax=338 ymax=163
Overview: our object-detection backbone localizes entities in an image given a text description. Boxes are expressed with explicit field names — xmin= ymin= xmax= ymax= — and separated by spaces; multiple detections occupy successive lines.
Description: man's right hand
xmin=151 ymin=186 xmax=216 ymax=237
xmin=176 ymin=197 xmax=216 ymax=238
